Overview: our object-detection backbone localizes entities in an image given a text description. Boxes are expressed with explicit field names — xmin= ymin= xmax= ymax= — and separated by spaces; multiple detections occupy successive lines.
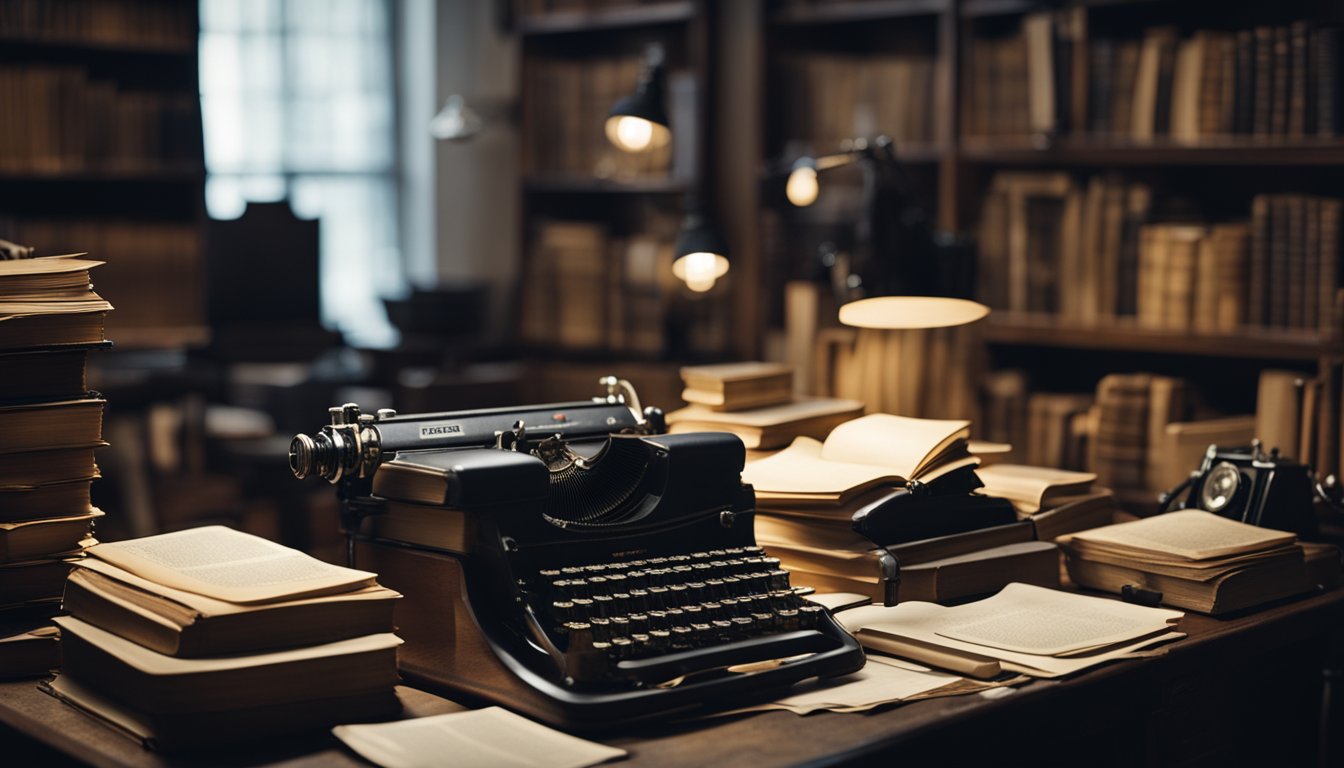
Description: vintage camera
xmin=1162 ymin=442 xmax=1318 ymax=538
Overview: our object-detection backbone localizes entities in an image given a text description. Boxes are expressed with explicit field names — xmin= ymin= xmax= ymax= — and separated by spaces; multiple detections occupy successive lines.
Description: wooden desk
xmin=3 ymin=588 xmax=1342 ymax=767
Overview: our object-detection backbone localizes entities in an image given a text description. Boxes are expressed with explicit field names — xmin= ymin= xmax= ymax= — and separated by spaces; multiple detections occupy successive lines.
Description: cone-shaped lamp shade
xmin=606 ymin=49 xmax=670 ymax=153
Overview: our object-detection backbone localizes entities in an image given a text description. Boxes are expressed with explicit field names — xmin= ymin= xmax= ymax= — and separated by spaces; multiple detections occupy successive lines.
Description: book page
xmin=333 ymin=707 xmax=627 ymax=768
xmin=0 ymin=255 xmax=100 ymax=277
xmin=741 ymin=438 xmax=900 ymax=497
xmin=88 ymin=526 xmax=376 ymax=604
xmin=820 ymin=414 xmax=970 ymax=475
xmin=54 ymin=616 xmax=401 ymax=675
xmin=1070 ymin=510 xmax=1296 ymax=560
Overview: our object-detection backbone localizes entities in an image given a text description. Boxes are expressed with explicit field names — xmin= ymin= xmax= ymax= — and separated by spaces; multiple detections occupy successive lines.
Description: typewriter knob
xmin=376 ymin=408 xmax=397 ymax=421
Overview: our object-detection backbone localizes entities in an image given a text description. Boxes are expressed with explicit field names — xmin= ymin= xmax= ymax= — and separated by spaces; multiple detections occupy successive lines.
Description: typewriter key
xmin=646 ymin=609 xmax=669 ymax=629
xmin=626 ymin=588 xmax=650 ymax=611
xmin=570 ymin=597 xmax=594 ymax=619
xmin=589 ymin=617 xmax=612 ymax=641
xmin=592 ymin=594 xmax=615 ymax=617
xmin=551 ymin=600 xmax=575 ymax=624
xmin=609 ymin=636 xmax=634 ymax=659
xmin=646 ymin=585 xmax=670 ymax=607
xmin=670 ymin=625 xmax=694 ymax=648
xmin=776 ymin=609 xmax=800 ymax=631
xmin=627 ymin=612 xmax=650 ymax=634
xmin=798 ymin=604 xmax=825 ymax=627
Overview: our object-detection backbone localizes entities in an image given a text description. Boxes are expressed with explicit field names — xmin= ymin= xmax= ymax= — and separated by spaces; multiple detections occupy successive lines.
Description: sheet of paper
xmin=88 ymin=526 xmax=376 ymax=603
xmin=1069 ymin=510 xmax=1296 ymax=561
xmin=333 ymin=707 xmax=627 ymax=768
xmin=930 ymin=583 xmax=1182 ymax=656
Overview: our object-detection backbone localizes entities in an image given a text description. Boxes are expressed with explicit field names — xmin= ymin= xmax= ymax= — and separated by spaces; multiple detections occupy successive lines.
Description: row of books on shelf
xmin=976 ymin=171 xmax=1342 ymax=333
xmin=0 ymin=0 xmax=195 ymax=49
xmin=523 ymin=56 xmax=693 ymax=181
xmin=964 ymin=11 xmax=1342 ymax=142
xmin=0 ymin=254 xmax=112 ymax=679
xmin=0 ymin=67 xmax=200 ymax=174
xmin=3 ymin=217 xmax=201 ymax=332
xmin=518 ymin=218 xmax=729 ymax=357
xmin=776 ymin=52 xmax=937 ymax=150
xmin=980 ymin=366 xmax=1337 ymax=501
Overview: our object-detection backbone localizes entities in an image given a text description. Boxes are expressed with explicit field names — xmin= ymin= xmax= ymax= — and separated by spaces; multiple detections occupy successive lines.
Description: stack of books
xmin=744 ymin=414 xmax=1057 ymax=604
xmin=44 ymin=526 xmax=403 ymax=752
xmin=667 ymin=362 xmax=863 ymax=450
xmin=0 ymin=254 xmax=112 ymax=678
xmin=974 ymin=463 xmax=1118 ymax=542
xmin=1058 ymin=510 xmax=1339 ymax=615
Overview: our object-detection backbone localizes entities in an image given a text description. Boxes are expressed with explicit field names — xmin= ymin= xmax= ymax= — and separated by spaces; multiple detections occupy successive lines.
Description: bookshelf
xmin=754 ymin=0 xmax=1344 ymax=507
xmin=513 ymin=0 xmax=743 ymax=401
xmin=0 ymin=0 xmax=206 ymax=349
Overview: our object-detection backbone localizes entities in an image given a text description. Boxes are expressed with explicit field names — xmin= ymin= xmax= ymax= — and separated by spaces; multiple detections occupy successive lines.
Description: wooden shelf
xmin=515 ymin=2 xmax=694 ymax=36
xmin=960 ymin=0 xmax=1164 ymax=18
xmin=960 ymin=137 xmax=1344 ymax=166
xmin=983 ymin=314 xmax=1336 ymax=360
xmin=522 ymin=175 xmax=690 ymax=194
xmin=0 ymin=167 xmax=206 ymax=184
xmin=769 ymin=0 xmax=948 ymax=25
xmin=0 ymin=35 xmax=194 ymax=58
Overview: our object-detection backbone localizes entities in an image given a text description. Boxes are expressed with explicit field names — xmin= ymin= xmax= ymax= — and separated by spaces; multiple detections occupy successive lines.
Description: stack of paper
xmin=835 ymin=583 xmax=1184 ymax=678
xmin=1058 ymin=510 xmax=1320 ymax=615
xmin=44 ymin=526 xmax=404 ymax=752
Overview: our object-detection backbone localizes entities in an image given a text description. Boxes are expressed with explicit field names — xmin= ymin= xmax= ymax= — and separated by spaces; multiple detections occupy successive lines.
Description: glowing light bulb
xmin=673 ymin=251 xmax=729 ymax=293
xmin=786 ymin=165 xmax=819 ymax=207
xmin=605 ymin=115 xmax=671 ymax=153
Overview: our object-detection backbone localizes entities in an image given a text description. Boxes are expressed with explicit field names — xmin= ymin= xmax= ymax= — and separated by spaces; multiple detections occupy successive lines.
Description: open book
xmin=974 ymin=464 xmax=1098 ymax=514
xmin=742 ymin=414 xmax=976 ymax=503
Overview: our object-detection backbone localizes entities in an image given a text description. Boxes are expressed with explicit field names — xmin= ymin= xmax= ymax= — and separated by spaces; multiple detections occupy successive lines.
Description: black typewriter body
xmin=290 ymin=379 xmax=865 ymax=729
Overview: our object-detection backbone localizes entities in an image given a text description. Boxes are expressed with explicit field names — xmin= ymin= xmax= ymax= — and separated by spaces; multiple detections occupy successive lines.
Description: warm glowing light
xmin=605 ymin=115 xmax=671 ymax=153
xmin=672 ymin=251 xmax=730 ymax=292
xmin=838 ymin=296 xmax=990 ymax=330
xmin=786 ymin=165 xmax=819 ymax=207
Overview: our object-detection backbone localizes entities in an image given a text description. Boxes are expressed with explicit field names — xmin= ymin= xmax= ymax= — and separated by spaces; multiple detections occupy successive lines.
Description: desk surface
xmin=3 ymin=587 xmax=1342 ymax=767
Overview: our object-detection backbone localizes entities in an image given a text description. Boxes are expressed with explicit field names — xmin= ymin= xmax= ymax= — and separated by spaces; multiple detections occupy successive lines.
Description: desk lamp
xmin=785 ymin=135 xmax=987 ymax=330
xmin=606 ymin=45 xmax=671 ymax=154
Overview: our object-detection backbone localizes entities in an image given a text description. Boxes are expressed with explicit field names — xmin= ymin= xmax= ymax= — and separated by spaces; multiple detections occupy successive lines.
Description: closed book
xmin=0 ymin=624 xmax=60 ymax=680
xmin=0 ymin=477 xmax=93 ymax=522
xmin=0 ymin=396 xmax=104 ymax=454
xmin=0 ymin=444 xmax=102 ymax=487
xmin=679 ymin=362 xmax=793 ymax=411
xmin=1062 ymin=551 xmax=1309 ymax=616
xmin=0 ymin=344 xmax=103 ymax=403
xmin=43 ymin=674 xmax=399 ymax=754
xmin=0 ymin=509 xmax=102 ymax=563
xmin=666 ymin=398 xmax=864 ymax=450
xmin=54 ymin=615 xmax=402 ymax=714
xmin=1027 ymin=491 xmax=1118 ymax=543
xmin=62 ymin=558 xmax=399 ymax=658
xmin=0 ymin=556 xmax=76 ymax=606
xmin=0 ymin=307 xmax=108 ymax=350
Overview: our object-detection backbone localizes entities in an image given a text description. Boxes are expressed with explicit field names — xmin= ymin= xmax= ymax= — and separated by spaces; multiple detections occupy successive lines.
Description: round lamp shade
xmin=838 ymin=296 xmax=990 ymax=330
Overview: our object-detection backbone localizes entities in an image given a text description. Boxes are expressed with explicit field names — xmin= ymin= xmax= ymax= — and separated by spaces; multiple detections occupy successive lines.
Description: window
xmin=199 ymin=0 xmax=401 ymax=347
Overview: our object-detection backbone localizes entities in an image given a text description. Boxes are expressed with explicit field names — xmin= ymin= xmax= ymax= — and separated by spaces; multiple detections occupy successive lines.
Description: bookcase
xmin=755 ymin=0 xmax=1344 ymax=508
xmin=513 ymin=0 xmax=745 ymax=403
xmin=0 ymin=0 xmax=207 ymax=349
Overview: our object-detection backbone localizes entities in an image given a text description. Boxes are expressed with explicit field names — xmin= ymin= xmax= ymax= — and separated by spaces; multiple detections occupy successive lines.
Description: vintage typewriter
xmin=289 ymin=377 xmax=864 ymax=728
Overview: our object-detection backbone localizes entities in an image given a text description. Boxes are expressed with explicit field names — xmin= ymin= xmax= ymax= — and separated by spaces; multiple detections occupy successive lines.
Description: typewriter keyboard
xmin=523 ymin=546 xmax=827 ymax=683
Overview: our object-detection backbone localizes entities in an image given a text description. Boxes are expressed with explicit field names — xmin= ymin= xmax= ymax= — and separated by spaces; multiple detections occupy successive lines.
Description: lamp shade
xmin=672 ymin=213 xmax=730 ymax=293
xmin=838 ymin=296 xmax=989 ymax=330
xmin=606 ymin=48 xmax=670 ymax=153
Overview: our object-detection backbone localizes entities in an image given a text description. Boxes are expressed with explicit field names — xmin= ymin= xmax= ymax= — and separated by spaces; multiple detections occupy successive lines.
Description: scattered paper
xmin=835 ymin=583 xmax=1185 ymax=678
xmin=333 ymin=707 xmax=626 ymax=768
